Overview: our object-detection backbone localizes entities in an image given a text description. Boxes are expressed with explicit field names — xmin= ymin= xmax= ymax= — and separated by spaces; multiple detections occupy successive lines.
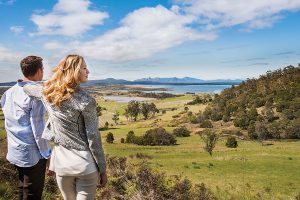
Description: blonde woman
xmin=24 ymin=55 xmax=107 ymax=200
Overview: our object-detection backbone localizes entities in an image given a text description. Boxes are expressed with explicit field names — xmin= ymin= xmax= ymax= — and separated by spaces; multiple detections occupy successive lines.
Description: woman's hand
xmin=46 ymin=158 xmax=55 ymax=176
xmin=98 ymin=172 xmax=107 ymax=188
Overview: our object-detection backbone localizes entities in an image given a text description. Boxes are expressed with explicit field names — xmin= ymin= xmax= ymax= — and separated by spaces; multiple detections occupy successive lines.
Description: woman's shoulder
xmin=73 ymin=87 xmax=96 ymax=110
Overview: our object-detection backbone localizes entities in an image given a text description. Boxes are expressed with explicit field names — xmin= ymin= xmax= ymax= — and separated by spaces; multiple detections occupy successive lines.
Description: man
xmin=1 ymin=56 xmax=51 ymax=200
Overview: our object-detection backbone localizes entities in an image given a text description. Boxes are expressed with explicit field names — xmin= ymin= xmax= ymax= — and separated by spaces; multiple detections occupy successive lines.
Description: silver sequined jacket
xmin=24 ymin=83 xmax=106 ymax=173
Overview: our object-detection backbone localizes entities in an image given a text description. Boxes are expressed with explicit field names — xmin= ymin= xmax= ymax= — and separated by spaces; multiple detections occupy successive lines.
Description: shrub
xmin=222 ymin=114 xmax=231 ymax=122
xmin=126 ymin=131 xmax=136 ymax=143
xmin=106 ymin=132 xmax=114 ymax=143
xmin=139 ymin=128 xmax=176 ymax=146
xmin=253 ymin=98 xmax=265 ymax=107
xmin=173 ymin=126 xmax=191 ymax=137
xmin=285 ymin=119 xmax=300 ymax=139
xmin=255 ymin=122 xmax=272 ymax=142
xmin=120 ymin=138 xmax=125 ymax=143
xmin=248 ymin=122 xmax=257 ymax=139
xmin=200 ymin=120 xmax=213 ymax=128
xmin=210 ymin=112 xmax=223 ymax=121
xmin=233 ymin=111 xmax=250 ymax=129
xmin=225 ymin=136 xmax=238 ymax=148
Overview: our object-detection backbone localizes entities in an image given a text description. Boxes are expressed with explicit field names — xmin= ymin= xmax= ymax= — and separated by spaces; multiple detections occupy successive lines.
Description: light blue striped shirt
xmin=1 ymin=81 xmax=51 ymax=167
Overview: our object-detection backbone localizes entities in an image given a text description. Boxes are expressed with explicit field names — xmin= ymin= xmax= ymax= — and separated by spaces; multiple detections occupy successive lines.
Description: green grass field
xmin=98 ymin=95 xmax=300 ymax=199
xmin=0 ymin=95 xmax=299 ymax=199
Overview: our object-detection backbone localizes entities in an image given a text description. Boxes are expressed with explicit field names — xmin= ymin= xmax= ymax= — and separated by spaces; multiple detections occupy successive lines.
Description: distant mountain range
xmin=84 ymin=77 xmax=243 ymax=86
xmin=134 ymin=77 xmax=243 ymax=84
xmin=0 ymin=77 xmax=243 ymax=86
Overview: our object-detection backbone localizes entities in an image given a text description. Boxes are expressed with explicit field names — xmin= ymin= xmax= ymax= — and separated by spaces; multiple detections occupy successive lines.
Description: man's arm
xmin=1 ymin=92 xmax=6 ymax=108
xmin=30 ymin=98 xmax=51 ymax=159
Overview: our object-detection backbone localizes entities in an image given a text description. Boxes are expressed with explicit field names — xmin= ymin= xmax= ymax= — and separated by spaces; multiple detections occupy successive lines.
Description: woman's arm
xmin=81 ymin=97 xmax=106 ymax=174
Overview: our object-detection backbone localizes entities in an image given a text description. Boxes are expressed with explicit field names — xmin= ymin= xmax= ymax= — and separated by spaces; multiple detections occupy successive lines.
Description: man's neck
xmin=23 ymin=77 xmax=37 ymax=81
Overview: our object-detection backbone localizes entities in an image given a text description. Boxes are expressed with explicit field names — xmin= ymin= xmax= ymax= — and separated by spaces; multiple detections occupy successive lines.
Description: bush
xmin=233 ymin=111 xmax=250 ymax=129
xmin=200 ymin=120 xmax=213 ymax=128
xmin=126 ymin=131 xmax=136 ymax=143
xmin=120 ymin=138 xmax=125 ymax=143
xmin=285 ymin=119 xmax=300 ymax=139
xmin=106 ymin=132 xmax=114 ymax=143
xmin=255 ymin=122 xmax=272 ymax=141
xmin=222 ymin=114 xmax=231 ymax=122
xmin=139 ymin=128 xmax=176 ymax=146
xmin=173 ymin=126 xmax=191 ymax=137
xmin=210 ymin=112 xmax=223 ymax=121
xmin=225 ymin=136 xmax=238 ymax=148
xmin=248 ymin=122 xmax=257 ymax=139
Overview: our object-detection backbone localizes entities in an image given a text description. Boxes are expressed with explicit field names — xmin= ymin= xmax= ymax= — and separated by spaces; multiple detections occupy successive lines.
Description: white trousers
xmin=56 ymin=171 xmax=98 ymax=200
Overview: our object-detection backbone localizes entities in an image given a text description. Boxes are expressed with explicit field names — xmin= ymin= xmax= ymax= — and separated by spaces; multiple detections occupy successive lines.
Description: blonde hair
xmin=43 ymin=55 xmax=84 ymax=107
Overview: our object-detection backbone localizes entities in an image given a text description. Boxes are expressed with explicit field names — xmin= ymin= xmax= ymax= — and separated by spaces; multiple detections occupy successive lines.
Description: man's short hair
xmin=20 ymin=56 xmax=43 ymax=77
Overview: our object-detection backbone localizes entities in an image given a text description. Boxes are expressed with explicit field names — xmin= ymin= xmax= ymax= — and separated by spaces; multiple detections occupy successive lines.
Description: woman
xmin=24 ymin=55 xmax=107 ymax=199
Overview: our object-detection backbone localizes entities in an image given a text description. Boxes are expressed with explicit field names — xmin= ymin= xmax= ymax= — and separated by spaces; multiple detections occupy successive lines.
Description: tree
xmin=149 ymin=102 xmax=159 ymax=117
xmin=106 ymin=132 xmax=114 ymax=143
xmin=141 ymin=103 xmax=151 ymax=119
xmin=200 ymin=129 xmax=219 ymax=156
xmin=127 ymin=100 xmax=140 ymax=121
xmin=96 ymin=103 xmax=106 ymax=116
xmin=184 ymin=106 xmax=189 ymax=112
xmin=112 ymin=111 xmax=120 ymax=125
xmin=248 ymin=107 xmax=258 ymax=121
xmin=104 ymin=121 xmax=109 ymax=130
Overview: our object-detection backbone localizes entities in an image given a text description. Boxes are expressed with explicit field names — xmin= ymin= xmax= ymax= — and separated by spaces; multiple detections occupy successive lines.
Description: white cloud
xmin=44 ymin=41 xmax=65 ymax=50
xmin=10 ymin=26 xmax=24 ymax=34
xmin=0 ymin=45 xmax=23 ymax=64
xmin=44 ymin=5 xmax=216 ymax=61
xmin=31 ymin=0 xmax=108 ymax=36
xmin=175 ymin=0 xmax=300 ymax=30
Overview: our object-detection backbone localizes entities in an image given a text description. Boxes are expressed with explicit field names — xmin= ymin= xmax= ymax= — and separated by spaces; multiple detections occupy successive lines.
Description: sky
xmin=0 ymin=0 xmax=300 ymax=82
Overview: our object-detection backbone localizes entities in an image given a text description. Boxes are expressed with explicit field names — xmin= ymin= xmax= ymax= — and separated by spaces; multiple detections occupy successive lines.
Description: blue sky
xmin=0 ymin=0 xmax=300 ymax=82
